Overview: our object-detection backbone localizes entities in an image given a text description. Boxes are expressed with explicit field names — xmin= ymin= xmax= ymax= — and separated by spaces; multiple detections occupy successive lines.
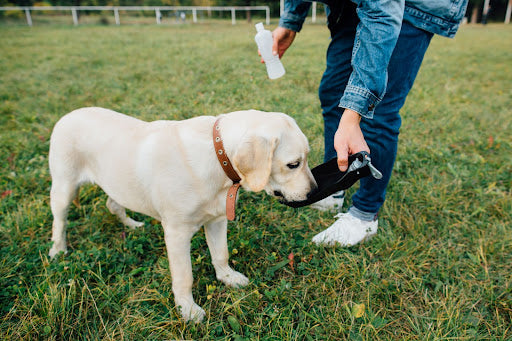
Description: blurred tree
xmin=467 ymin=0 xmax=509 ymax=23
xmin=2 ymin=0 xmax=281 ymax=8
xmin=469 ymin=0 xmax=483 ymax=23
xmin=4 ymin=0 xmax=509 ymax=23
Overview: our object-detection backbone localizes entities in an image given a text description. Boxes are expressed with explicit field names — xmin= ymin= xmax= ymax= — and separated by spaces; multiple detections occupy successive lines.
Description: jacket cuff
xmin=279 ymin=14 xmax=306 ymax=32
xmin=338 ymin=85 xmax=381 ymax=119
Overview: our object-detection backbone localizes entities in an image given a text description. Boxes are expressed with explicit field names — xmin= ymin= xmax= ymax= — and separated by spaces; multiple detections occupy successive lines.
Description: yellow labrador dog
xmin=48 ymin=107 xmax=316 ymax=322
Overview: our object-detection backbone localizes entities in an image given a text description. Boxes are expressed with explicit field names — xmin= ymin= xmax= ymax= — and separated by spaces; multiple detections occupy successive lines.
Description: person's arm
xmin=336 ymin=0 xmax=405 ymax=170
xmin=269 ymin=0 xmax=312 ymax=58
xmin=339 ymin=0 xmax=405 ymax=120
xmin=278 ymin=0 xmax=312 ymax=33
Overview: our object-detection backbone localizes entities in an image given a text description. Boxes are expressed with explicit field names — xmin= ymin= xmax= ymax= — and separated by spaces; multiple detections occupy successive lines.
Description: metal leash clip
xmin=351 ymin=152 xmax=382 ymax=179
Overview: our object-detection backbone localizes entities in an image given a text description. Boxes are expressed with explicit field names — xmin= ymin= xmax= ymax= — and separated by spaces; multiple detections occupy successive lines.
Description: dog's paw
xmin=179 ymin=303 xmax=206 ymax=323
xmin=49 ymin=244 xmax=67 ymax=259
xmin=217 ymin=268 xmax=249 ymax=288
xmin=125 ymin=219 xmax=144 ymax=229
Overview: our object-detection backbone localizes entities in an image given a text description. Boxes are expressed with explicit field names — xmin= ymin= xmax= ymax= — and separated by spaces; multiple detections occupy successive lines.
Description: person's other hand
xmin=259 ymin=27 xmax=296 ymax=63
xmin=334 ymin=109 xmax=370 ymax=171
xmin=272 ymin=27 xmax=296 ymax=58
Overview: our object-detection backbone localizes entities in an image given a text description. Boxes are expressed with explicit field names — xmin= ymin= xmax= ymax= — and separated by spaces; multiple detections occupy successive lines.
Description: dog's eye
xmin=287 ymin=161 xmax=300 ymax=169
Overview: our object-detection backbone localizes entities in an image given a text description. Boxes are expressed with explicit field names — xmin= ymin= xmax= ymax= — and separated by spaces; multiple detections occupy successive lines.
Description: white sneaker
xmin=310 ymin=191 xmax=345 ymax=212
xmin=312 ymin=212 xmax=378 ymax=246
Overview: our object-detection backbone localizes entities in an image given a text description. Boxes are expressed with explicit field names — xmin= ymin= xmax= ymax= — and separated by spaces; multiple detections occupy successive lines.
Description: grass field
xmin=0 ymin=22 xmax=511 ymax=340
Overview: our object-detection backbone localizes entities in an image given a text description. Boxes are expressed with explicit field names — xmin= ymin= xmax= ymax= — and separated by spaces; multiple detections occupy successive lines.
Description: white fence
xmin=0 ymin=5 xmax=270 ymax=26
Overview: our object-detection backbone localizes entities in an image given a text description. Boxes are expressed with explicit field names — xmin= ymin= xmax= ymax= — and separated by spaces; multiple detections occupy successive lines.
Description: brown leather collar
xmin=213 ymin=117 xmax=241 ymax=221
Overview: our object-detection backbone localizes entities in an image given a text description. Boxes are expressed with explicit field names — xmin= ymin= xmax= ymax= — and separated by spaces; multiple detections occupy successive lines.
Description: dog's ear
xmin=233 ymin=135 xmax=277 ymax=192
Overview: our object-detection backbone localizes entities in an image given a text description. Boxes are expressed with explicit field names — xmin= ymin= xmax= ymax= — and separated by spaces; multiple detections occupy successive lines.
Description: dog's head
xmin=225 ymin=110 xmax=317 ymax=203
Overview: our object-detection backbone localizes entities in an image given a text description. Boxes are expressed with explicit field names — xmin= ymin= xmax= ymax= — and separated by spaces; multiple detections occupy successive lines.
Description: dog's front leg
xmin=205 ymin=219 xmax=249 ymax=288
xmin=162 ymin=222 xmax=205 ymax=323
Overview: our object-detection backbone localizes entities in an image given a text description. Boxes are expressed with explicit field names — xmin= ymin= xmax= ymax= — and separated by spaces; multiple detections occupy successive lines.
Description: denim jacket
xmin=279 ymin=0 xmax=468 ymax=119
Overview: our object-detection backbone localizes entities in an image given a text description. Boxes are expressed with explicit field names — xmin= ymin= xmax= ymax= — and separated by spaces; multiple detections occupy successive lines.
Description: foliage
xmin=2 ymin=2 xmax=24 ymax=17
xmin=0 ymin=22 xmax=511 ymax=339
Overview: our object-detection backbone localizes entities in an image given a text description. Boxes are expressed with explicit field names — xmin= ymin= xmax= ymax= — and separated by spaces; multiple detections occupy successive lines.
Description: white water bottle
xmin=254 ymin=22 xmax=285 ymax=80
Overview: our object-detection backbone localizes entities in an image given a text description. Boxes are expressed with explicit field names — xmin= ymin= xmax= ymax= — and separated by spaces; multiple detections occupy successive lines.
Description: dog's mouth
xmin=274 ymin=190 xmax=305 ymax=204
xmin=272 ymin=189 xmax=315 ymax=204
xmin=275 ymin=186 xmax=318 ymax=205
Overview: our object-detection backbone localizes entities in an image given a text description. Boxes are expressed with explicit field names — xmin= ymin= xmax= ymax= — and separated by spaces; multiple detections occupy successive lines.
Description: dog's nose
xmin=274 ymin=190 xmax=284 ymax=198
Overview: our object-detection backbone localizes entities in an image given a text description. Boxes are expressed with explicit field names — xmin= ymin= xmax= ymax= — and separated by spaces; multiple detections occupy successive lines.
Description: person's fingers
xmin=337 ymin=148 xmax=349 ymax=172
xmin=357 ymin=140 xmax=371 ymax=154
xmin=272 ymin=36 xmax=279 ymax=57
xmin=257 ymin=50 xmax=265 ymax=63
xmin=272 ymin=27 xmax=296 ymax=59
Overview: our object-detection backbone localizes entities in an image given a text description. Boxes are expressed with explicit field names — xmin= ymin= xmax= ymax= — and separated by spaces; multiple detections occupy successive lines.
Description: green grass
xmin=1 ymin=22 xmax=511 ymax=340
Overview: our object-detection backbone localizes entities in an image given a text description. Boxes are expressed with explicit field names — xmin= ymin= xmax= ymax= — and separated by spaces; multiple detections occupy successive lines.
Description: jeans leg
xmin=350 ymin=22 xmax=434 ymax=217
xmin=319 ymin=25 xmax=356 ymax=162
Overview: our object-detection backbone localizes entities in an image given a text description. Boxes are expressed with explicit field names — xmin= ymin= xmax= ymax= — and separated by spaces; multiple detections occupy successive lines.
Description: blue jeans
xmin=319 ymin=21 xmax=433 ymax=220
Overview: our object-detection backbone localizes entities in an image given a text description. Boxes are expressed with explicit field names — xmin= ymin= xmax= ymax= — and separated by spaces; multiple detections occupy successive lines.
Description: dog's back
xmin=49 ymin=107 xmax=163 ymax=218
xmin=50 ymin=107 xmax=145 ymax=176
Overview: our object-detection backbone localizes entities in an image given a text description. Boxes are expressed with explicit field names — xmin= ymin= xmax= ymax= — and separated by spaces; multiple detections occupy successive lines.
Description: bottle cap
xmin=255 ymin=22 xmax=264 ymax=32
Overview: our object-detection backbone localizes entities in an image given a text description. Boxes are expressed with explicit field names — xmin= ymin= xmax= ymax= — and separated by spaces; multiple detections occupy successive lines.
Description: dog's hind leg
xmin=106 ymin=197 xmax=144 ymax=229
xmin=205 ymin=219 xmax=249 ymax=288
xmin=49 ymin=180 xmax=78 ymax=258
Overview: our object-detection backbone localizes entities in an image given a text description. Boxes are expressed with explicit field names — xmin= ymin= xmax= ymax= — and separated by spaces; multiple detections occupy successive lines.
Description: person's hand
xmin=259 ymin=27 xmax=296 ymax=63
xmin=334 ymin=109 xmax=370 ymax=172
xmin=272 ymin=27 xmax=296 ymax=58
